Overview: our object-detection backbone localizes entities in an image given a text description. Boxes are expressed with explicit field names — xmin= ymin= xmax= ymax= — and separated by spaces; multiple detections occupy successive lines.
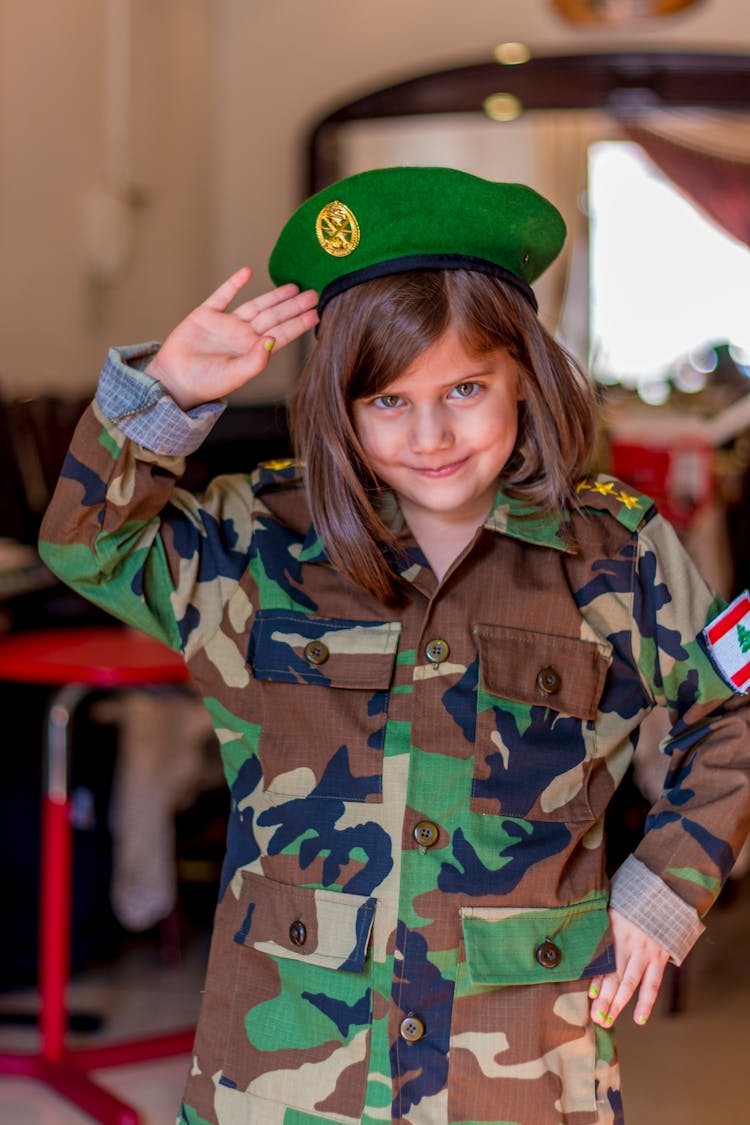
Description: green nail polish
xmin=597 ymin=1010 xmax=607 ymax=1020
xmin=605 ymin=1015 xmax=614 ymax=1025
xmin=589 ymin=985 xmax=599 ymax=998
xmin=637 ymin=1013 xmax=648 ymax=1025
xmin=264 ymin=338 xmax=275 ymax=352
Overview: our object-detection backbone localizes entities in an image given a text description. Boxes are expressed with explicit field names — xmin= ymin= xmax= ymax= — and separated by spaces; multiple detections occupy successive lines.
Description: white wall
xmin=0 ymin=0 xmax=215 ymax=399
xmin=0 ymin=0 xmax=748 ymax=400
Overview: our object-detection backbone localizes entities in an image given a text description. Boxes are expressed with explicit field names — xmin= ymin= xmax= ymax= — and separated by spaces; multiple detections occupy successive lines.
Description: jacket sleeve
xmin=38 ymin=346 xmax=248 ymax=656
xmin=610 ymin=510 xmax=750 ymax=963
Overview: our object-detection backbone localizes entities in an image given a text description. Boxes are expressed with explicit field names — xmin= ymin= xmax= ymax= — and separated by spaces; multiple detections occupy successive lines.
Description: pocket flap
xmin=249 ymin=610 xmax=400 ymax=688
xmin=474 ymin=623 xmax=611 ymax=720
xmin=233 ymin=870 xmax=376 ymax=973
xmin=460 ymin=895 xmax=614 ymax=986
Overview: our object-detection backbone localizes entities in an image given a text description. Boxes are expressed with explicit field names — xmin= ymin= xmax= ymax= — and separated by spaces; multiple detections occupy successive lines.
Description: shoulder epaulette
xmin=251 ymin=458 xmax=305 ymax=495
xmin=574 ymin=475 xmax=655 ymax=532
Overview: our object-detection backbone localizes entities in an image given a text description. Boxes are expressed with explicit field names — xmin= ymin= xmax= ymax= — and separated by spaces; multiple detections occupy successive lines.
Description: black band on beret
xmin=317 ymin=254 xmax=539 ymax=316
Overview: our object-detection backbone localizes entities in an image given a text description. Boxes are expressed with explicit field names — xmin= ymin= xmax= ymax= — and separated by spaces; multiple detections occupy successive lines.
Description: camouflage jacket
xmin=38 ymin=350 xmax=750 ymax=1125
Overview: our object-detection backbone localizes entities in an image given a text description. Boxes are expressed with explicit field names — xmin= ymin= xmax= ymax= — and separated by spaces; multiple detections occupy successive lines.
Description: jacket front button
xmin=399 ymin=1013 xmax=426 ymax=1043
xmin=425 ymin=638 xmax=450 ymax=664
xmin=413 ymin=820 xmax=439 ymax=848
xmin=535 ymin=939 xmax=562 ymax=968
xmin=304 ymin=640 xmax=329 ymax=666
xmin=289 ymin=919 xmax=307 ymax=947
xmin=537 ymin=666 xmax=561 ymax=695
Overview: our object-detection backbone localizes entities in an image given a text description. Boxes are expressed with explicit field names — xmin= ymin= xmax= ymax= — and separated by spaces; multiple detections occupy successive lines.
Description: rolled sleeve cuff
xmin=95 ymin=343 xmax=226 ymax=456
xmin=610 ymin=855 xmax=705 ymax=966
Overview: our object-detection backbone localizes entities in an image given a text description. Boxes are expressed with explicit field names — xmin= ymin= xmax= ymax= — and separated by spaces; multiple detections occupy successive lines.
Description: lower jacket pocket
xmin=217 ymin=871 xmax=375 ymax=1123
xmin=448 ymin=895 xmax=615 ymax=1125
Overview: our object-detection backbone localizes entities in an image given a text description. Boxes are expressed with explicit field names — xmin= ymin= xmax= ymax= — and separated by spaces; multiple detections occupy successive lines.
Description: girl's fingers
xmin=233 ymin=282 xmax=311 ymax=322
xmin=201 ymin=267 xmax=254 ymax=312
xmin=223 ymin=339 xmax=277 ymax=385
xmin=590 ymin=908 xmax=670 ymax=1029
xmin=234 ymin=287 xmax=319 ymax=336
xmin=590 ymin=952 xmax=668 ymax=1028
xmin=632 ymin=956 xmax=668 ymax=1025
xmin=223 ymin=304 xmax=319 ymax=387
xmin=188 ymin=288 xmax=318 ymax=361
xmin=259 ymin=303 xmax=319 ymax=349
xmin=597 ymin=966 xmax=638 ymax=1026
xmin=232 ymin=296 xmax=319 ymax=358
xmin=588 ymin=976 xmax=603 ymax=1004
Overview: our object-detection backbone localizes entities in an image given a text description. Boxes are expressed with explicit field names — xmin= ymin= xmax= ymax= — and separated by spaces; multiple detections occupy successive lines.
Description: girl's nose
xmin=409 ymin=408 xmax=454 ymax=454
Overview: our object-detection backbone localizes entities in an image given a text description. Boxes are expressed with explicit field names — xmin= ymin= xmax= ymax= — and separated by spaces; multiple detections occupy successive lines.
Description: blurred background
xmin=0 ymin=0 xmax=747 ymax=401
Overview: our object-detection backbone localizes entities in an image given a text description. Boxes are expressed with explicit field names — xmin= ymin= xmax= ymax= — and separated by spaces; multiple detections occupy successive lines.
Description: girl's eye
xmin=373 ymin=393 xmax=403 ymax=409
xmin=452 ymin=382 xmax=478 ymax=398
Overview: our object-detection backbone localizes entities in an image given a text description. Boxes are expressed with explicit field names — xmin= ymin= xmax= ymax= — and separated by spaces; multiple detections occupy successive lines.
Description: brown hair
xmin=289 ymin=269 xmax=597 ymax=602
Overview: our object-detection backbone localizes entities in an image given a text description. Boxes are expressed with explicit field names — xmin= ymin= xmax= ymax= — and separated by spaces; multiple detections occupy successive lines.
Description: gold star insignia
xmin=617 ymin=490 xmax=642 ymax=510
xmin=575 ymin=479 xmax=591 ymax=493
xmin=589 ymin=481 xmax=616 ymax=496
xmin=262 ymin=458 xmax=295 ymax=471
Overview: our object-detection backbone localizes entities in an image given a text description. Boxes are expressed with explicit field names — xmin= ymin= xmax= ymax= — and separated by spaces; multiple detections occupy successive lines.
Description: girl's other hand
xmin=145 ymin=267 xmax=319 ymax=410
xmin=588 ymin=907 xmax=670 ymax=1028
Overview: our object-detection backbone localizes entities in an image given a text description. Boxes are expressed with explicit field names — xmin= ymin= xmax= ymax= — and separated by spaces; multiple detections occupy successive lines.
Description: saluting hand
xmin=145 ymin=267 xmax=319 ymax=411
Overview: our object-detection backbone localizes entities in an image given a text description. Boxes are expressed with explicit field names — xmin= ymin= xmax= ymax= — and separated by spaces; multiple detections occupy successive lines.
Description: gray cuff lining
xmin=610 ymin=855 xmax=705 ymax=965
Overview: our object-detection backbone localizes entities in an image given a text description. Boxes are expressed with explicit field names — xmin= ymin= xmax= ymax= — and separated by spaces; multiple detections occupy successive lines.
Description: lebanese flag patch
xmin=703 ymin=591 xmax=750 ymax=692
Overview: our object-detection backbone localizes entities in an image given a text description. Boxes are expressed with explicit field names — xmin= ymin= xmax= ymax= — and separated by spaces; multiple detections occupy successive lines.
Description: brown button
xmin=537 ymin=666 xmax=561 ymax=695
xmin=289 ymin=919 xmax=307 ymax=947
xmin=399 ymin=1013 xmax=426 ymax=1043
xmin=425 ymin=638 xmax=450 ymax=664
xmin=535 ymin=939 xmax=562 ymax=969
xmin=413 ymin=820 xmax=439 ymax=849
xmin=304 ymin=640 xmax=329 ymax=666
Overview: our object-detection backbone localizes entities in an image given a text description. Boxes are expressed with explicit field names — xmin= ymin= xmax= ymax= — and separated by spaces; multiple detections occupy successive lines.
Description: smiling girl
xmin=40 ymin=166 xmax=750 ymax=1125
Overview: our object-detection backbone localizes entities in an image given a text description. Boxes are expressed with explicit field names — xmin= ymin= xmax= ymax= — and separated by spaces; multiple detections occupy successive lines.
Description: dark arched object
xmin=307 ymin=51 xmax=750 ymax=192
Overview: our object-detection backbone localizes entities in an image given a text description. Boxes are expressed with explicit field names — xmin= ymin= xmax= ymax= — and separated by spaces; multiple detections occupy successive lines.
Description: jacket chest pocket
xmin=248 ymin=610 xmax=401 ymax=802
xmin=471 ymin=623 xmax=611 ymax=823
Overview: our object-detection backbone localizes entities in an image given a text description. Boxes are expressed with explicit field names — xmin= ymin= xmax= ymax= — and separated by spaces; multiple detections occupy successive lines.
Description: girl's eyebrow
xmin=412 ymin=367 xmax=496 ymax=391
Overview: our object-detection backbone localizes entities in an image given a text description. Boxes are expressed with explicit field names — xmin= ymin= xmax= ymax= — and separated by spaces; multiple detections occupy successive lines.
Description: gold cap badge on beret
xmin=315 ymin=200 xmax=361 ymax=258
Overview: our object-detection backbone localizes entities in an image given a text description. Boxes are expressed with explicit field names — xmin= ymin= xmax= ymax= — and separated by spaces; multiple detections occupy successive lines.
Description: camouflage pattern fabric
xmin=39 ymin=401 xmax=750 ymax=1125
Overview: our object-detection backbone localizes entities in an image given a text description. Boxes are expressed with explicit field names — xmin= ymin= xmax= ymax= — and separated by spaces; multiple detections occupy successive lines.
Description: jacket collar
xmin=298 ymin=485 xmax=575 ymax=566
xmin=483 ymin=486 xmax=575 ymax=554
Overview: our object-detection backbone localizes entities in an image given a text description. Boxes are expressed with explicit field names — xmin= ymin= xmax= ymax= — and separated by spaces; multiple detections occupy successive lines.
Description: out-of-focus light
xmin=689 ymin=346 xmax=718 ymax=374
xmin=638 ymin=380 xmax=671 ymax=406
xmin=494 ymin=42 xmax=531 ymax=65
xmin=483 ymin=93 xmax=523 ymax=122
xmin=729 ymin=344 xmax=750 ymax=369
xmin=595 ymin=369 xmax=620 ymax=387
xmin=673 ymin=362 xmax=708 ymax=395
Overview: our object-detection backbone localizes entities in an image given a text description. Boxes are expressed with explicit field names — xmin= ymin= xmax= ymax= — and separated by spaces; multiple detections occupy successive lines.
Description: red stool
xmin=0 ymin=626 xmax=195 ymax=1124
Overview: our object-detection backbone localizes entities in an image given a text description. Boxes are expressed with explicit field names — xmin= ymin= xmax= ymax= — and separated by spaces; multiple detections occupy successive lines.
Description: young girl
xmin=40 ymin=166 xmax=750 ymax=1125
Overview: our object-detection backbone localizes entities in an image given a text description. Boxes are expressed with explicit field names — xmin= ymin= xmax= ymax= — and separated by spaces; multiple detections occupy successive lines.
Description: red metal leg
xmin=0 ymin=681 xmax=195 ymax=1124
xmin=0 ymin=1054 xmax=141 ymax=1124
xmin=40 ymin=684 xmax=86 ymax=1061
xmin=74 ymin=1028 xmax=196 ymax=1070
xmin=39 ymin=794 xmax=72 ymax=1061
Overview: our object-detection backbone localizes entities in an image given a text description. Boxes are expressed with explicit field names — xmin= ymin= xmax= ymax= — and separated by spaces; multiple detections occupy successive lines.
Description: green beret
xmin=268 ymin=166 xmax=566 ymax=314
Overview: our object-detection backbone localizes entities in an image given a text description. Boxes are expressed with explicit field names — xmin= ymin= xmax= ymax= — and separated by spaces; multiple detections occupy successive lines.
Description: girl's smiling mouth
xmin=411 ymin=458 xmax=469 ymax=478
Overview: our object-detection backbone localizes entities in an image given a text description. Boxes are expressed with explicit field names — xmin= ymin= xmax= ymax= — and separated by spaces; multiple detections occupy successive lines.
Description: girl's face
xmin=352 ymin=327 xmax=521 ymax=532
